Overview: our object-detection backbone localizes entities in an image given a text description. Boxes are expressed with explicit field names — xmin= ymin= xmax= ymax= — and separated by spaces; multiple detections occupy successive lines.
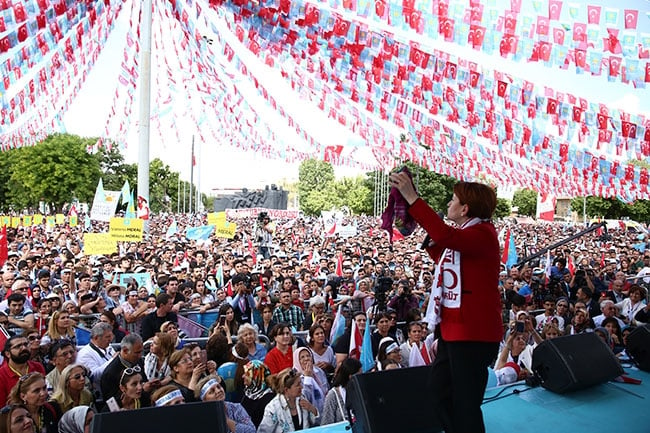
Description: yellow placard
xmin=33 ymin=215 xmax=43 ymax=225
xmin=207 ymin=212 xmax=227 ymax=226
xmin=215 ymin=220 xmax=237 ymax=239
xmin=46 ymin=216 xmax=55 ymax=227
xmin=109 ymin=217 xmax=144 ymax=241
xmin=11 ymin=217 xmax=21 ymax=228
xmin=1 ymin=216 xmax=10 ymax=226
xmin=69 ymin=216 xmax=78 ymax=227
xmin=55 ymin=214 xmax=65 ymax=224
xmin=22 ymin=216 xmax=32 ymax=227
xmin=83 ymin=233 xmax=118 ymax=255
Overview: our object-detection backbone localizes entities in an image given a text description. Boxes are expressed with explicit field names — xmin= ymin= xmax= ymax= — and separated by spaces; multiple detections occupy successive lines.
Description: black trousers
xmin=429 ymin=338 xmax=499 ymax=433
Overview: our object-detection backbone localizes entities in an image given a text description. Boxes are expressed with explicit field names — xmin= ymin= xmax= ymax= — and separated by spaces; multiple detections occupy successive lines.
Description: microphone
xmin=420 ymin=212 xmax=444 ymax=249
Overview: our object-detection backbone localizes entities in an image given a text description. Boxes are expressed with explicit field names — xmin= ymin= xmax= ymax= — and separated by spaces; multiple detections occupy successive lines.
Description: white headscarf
xmin=58 ymin=406 xmax=94 ymax=433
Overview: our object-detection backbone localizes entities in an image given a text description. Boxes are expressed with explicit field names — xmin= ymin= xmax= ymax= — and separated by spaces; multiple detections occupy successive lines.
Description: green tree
xmin=333 ymin=176 xmax=372 ymax=215
xmin=148 ymin=159 xmax=179 ymax=213
xmin=98 ymin=146 xmax=136 ymax=192
xmin=494 ymin=198 xmax=511 ymax=219
xmin=298 ymin=159 xmax=337 ymax=215
xmin=0 ymin=151 xmax=15 ymax=211
xmin=8 ymin=133 xmax=101 ymax=212
xmin=512 ymin=189 xmax=537 ymax=216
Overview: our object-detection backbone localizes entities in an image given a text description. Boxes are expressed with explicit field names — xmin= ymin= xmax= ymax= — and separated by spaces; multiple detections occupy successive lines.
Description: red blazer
xmin=409 ymin=199 xmax=503 ymax=343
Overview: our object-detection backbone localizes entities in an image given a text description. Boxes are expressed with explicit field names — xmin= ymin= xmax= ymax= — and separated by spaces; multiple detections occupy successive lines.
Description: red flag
xmin=600 ymin=253 xmax=605 ymax=268
xmin=0 ymin=226 xmax=7 ymax=267
xmin=348 ymin=317 xmax=363 ymax=360
xmin=420 ymin=343 xmax=431 ymax=364
xmin=567 ymin=255 xmax=575 ymax=276
xmin=247 ymin=238 xmax=257 ymax=265
xmin=391 ymin=228 xmax=405 ymax=241
xmin=225 ymin=280 xmax=233 ymax=297
xmin=501 ymin=229 xmax=511 ymax=264
xmin=335 ymin=252 xmax=343 ymax=277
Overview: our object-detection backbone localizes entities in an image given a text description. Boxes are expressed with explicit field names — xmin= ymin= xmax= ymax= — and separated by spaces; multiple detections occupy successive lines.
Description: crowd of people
xmin=0 ymin=202 xmax=647 ymax=433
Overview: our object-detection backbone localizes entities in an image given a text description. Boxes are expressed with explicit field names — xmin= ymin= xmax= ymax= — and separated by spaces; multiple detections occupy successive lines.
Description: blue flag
xmin=360 ymin=316 xmax=374 ymax=372
xmin=186 ymin=225 xmax=215 ymax=241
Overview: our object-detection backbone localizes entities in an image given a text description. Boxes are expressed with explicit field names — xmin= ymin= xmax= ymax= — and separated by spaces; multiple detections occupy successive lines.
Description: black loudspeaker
xmin=532 ymin=333 xmax=623 ymax=394
xmin=346 ymin=366 xmax=442 ymax=433
xmin=627 ymin=324 xmax=650 ymax=371
xmin=90 ymin=401 xmax=227 ymax=433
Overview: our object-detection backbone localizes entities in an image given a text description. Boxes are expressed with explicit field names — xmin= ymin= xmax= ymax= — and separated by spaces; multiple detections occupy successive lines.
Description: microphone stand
xmin=514 ymin=222 xmax=607 ymax=268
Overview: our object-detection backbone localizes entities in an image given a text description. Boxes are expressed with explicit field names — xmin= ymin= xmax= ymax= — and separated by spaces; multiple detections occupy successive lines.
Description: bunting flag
xmin=348 ymin=315 xmax=363 ymax=360
xmin=0 ymin=225 xmax=7 ymax=267
xmin=360 ymin=315 xmax=374 ymax=372
xmin=2 ymin=0 xmax=649 ymax=205
xmin=329 ymin=305 xmax=346 ymax=347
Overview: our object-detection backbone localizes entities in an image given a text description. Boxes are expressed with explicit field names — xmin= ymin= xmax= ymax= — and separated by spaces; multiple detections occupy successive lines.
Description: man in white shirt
xmin=593 ymin=299 xmax=625 ymax=328
xmin=76 ymin=322 xmax=116 ymax=403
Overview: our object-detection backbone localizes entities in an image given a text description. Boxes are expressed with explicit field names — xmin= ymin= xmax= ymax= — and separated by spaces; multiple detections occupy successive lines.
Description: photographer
xmin=387 ymin=279 xmax=419 ymax=322
xmin=255 ymin=213 xmax=273 ymax=260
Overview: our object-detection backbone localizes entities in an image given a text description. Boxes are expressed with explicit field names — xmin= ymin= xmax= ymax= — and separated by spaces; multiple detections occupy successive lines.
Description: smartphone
xmin=106 ymin=397 xmax=120 ymax=412
xmin=219 ymin=316 xmax=226 ymax=326
xmin=515 ymin=321 xmax=525 ymax=333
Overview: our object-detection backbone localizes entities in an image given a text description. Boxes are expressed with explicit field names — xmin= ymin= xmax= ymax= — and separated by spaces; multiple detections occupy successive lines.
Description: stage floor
xmin=305 ymin=366 xmax=649 ymax=433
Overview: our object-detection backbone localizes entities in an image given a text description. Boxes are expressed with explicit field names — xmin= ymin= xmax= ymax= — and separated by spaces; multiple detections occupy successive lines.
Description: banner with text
xmin=90 ymin=191 xmax=122 ymax=222
xmin=83 ymin=233 xmax=118 ymax=255
xmin=225 ymin=208 xmax=301 ymax=219
xmin=109 ymin=218 xmax=144 ymax=241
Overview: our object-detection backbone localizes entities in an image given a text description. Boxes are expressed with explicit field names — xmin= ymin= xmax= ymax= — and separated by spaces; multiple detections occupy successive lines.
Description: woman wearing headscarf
xmin=240 ymin=361 xmax=274 ymax=428
xmin=292 ymin=347 xmax=327 ymax=415
xmin=57 ymin=406 xmax=94 ymax=433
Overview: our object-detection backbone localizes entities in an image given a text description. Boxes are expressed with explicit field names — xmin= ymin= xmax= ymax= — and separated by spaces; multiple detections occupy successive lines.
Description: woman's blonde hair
xmin=50 ymin=364 xmax=89 ymax=411
xmin=266 ymin=368 xmax=300 ymax=394
xmin=46 ymin=310 xmax=75 ymax=340
xmin=154 ymin=332 xmax=176 ymax=360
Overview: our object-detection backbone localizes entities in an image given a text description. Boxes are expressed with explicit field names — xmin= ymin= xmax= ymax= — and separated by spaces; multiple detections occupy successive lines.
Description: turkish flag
xmin=622 ymin=121 xmax=637 ymax=138
xmin=572 ymin=106 xmax=582 ymax=122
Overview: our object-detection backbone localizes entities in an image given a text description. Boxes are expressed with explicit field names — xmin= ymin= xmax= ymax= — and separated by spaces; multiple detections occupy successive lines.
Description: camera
xmin=515 ymin=321 xmax=525 ymax=333
xmin=257 ymin=211 xmax=270 ymax=223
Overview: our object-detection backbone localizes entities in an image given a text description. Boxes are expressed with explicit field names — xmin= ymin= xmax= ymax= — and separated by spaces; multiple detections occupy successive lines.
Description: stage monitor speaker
xmin=532 ymin=333 xmax=623 ymax=394
xmin=90 ymin=401 xmax=227 ymax=433
xmin=346 ymin=366 xmax=442 ymax=433
xmin=627 ymin=324 xmax=650 ymax=371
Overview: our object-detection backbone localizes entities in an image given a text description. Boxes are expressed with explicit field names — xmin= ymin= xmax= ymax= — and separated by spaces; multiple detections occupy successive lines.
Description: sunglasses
xmin=70 ymin=372 xmax=87 ymax=381
xmin=120 ymin=366 xmax=142 ymax=383
xmin=17 ymin=372 xmax=40 ymax=394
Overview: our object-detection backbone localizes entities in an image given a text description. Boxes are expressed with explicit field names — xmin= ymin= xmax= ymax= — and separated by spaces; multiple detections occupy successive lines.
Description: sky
xmin=62 ymin=0 xmax=650 ymax=196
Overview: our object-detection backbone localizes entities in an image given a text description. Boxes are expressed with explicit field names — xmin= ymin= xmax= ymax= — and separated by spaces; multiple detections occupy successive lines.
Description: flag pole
xmin=189 ymin=135 xmax=194 ymax=214
xmin=137 ymin=0 xmax=152 ymax=231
